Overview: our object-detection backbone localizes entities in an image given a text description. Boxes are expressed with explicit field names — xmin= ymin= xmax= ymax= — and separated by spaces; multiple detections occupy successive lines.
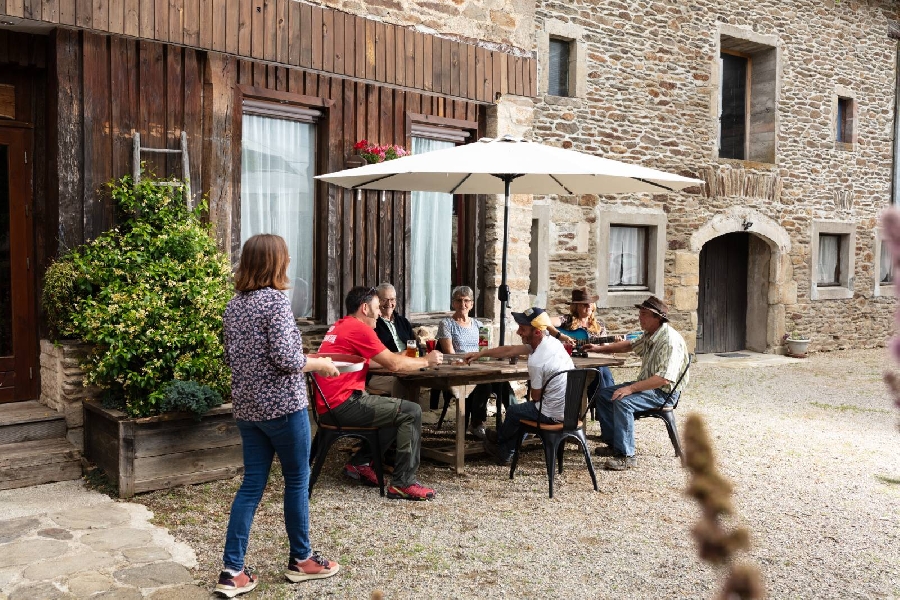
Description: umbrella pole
xmin=498 ymin=176 xmax=512 ymax=346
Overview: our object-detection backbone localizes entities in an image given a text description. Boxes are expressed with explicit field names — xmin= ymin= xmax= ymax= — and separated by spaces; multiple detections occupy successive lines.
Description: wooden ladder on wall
xmin=132 ymin=131 xmax=193 ymax=209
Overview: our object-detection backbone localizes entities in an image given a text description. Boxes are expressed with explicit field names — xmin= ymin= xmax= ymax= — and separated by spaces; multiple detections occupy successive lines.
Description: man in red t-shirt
xmin=314 ymin=286 xmax=442 ymax=501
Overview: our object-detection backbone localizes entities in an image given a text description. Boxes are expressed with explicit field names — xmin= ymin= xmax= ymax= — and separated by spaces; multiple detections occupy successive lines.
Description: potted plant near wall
xmin=42 ymin=173 xmax=239 ymax=497
xmin=783 ymin=331 xmax=811 ymax=358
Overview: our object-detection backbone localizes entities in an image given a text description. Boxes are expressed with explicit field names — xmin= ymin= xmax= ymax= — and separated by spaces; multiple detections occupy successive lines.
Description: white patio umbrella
xmin=317 ymin=135 xmax=703 ymax=344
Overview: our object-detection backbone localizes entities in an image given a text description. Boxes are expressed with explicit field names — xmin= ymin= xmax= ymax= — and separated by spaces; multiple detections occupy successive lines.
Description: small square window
xmin=817 ymin=234 xmax=842 ymax=286
xmin=837 ymin=96 xmax=854 ymax=144
xmin=609 ymin=226 xmax=649 ymax=290
xmin=548 ymin=38 xmax=571 ymax=97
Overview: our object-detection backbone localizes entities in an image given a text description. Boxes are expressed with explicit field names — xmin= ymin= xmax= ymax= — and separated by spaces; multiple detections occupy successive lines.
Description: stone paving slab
xmin=0 ymin=481 xmax=203 ymax=599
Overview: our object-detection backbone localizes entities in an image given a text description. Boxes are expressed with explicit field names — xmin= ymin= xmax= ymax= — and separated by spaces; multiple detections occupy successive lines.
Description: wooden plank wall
xmin=233 ymin=59 xmax=481 ymax=321
xmin=49 ymin=28 xmax=482 ymax=320
xmin=51 ymin=28 xmax=204 ymax=250
xmin=2 ymin=0 xmax=537 ymax=101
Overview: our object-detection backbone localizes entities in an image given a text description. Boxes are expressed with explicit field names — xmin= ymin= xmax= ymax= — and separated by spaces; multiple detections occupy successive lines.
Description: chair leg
xmin=308 ymin=433 xmax=334 ymax=498
xmin=543 ymin=434 xmax=561 ymax=499
xmin=574 ymin=430 xmax=598 ymax=491
xmin=309 ymin=431 xmax=320 ymax=465
xmin=367 ymin=434 xmax=386 ymax=497
xmin=557 ymin=439 xmax=565 ymax=474
xmin=660 ymin=412 xmax=683 ymax=459
xmin=509 ymin=432 xmax=526 ymax=480
xmin=435 ymin=390 xmax=451 ymax=430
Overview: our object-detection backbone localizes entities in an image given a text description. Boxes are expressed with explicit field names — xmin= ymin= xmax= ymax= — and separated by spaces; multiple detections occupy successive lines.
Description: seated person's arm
xmin=610 ymin=375 xmax=670 ymax=402
xmin=529 ymin=386 xmax=543 ymax=403
xmin=438 ymin=337 xmax=455 ymax=354
xmin=583 ymin=339 xmax=632 ymax=354
xmin=371 ymin=348 xmax=442 ymax=372
xmin=461 ymin=344 xmax=530 ymax=364
xmin=546 ymin=325 xmax=574 ymax=344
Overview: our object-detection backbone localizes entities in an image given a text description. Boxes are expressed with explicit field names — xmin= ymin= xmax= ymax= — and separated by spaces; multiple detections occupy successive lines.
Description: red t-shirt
xmin=313 ymin=316 xmax=387 ymax=413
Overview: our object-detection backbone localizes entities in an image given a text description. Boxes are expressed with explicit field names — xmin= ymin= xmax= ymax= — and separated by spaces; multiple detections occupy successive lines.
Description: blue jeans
xmin=496 ymin=401 xmax=559 ymax=462
xmin=587 ymin=366 xmax=615 ymax=406
xmin=223 ymin=410 xmax=311 ymax=571
xmin=595 ymin=382 xmax=677 ymax=457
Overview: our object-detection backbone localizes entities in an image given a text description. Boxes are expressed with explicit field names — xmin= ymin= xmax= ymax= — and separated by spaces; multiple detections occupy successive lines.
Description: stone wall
xmin=314 ymin=0 xmax=535 ymax=52
xmin=519 ymin=0 xmax=900 ymax=353
xmin=39 ymin=340 xmax=100 ymax=451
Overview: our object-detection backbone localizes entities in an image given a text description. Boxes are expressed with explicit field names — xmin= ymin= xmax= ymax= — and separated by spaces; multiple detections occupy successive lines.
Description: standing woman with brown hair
xmin=215 ymin=234 xmax=341 ymax=598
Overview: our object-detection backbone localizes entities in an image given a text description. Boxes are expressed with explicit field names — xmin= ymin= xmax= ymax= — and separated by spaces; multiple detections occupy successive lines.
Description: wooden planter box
xmin=83 ymin=399 xmax=243 ymax=498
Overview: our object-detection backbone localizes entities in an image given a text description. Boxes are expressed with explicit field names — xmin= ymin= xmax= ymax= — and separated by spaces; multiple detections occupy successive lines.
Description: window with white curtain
xmin=240 ymin=113 xmax=316 ymax=317
xmin=608 ymin=226 xmax=648 ymax=288
xmin=880 ymin=240 xmax=893 ymax=284
xmin=409 ymin=137 xmax=455 ymax=313
xmin=817 ymin=234 xmax=841 ymax=286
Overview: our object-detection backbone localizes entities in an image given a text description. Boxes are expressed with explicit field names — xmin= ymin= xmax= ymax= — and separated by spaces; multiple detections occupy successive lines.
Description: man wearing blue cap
xmin=462 ymin=307 xmax=574 ymax=465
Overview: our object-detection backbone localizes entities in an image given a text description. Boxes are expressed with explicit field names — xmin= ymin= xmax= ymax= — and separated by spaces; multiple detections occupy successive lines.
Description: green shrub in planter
xmin=42 ymin=174 xmax=232 ymax=417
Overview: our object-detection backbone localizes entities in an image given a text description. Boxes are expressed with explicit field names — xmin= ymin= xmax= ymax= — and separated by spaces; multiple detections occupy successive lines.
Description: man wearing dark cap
xmin=583 ymin=296 xmax=689 ymax=471
xmin=462 ymin=307 xmax=574 ymax=465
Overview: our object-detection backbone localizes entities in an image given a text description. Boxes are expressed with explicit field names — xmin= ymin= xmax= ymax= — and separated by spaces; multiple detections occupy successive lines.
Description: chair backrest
xmin=306 ymin=373 xmax=338 ymax=428
xmin=665 ymin=353 xmax=693 ymax=409
xmin=538 ymin=368 xmax=595 ymax=430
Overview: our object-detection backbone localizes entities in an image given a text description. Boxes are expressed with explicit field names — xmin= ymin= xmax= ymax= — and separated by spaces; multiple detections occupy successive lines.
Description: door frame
xmin=0 ymin=124 xmax=37 ymax=403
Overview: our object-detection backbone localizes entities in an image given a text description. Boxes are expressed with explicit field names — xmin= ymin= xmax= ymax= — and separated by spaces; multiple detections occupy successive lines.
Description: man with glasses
xmin=373 ymin=283 xmax=416 ymax=354
xmin=314 ymin=286 xmax=443 ymax=501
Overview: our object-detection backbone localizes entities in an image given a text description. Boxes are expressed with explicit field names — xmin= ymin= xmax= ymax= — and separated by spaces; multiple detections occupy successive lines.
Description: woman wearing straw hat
xmin=548 ymin=288 xmax=617 ymax=345
xmin=547 ymin=288 xmax=618 ymax=400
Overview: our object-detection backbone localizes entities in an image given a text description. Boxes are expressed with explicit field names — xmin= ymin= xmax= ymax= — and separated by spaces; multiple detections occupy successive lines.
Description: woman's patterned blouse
xmin=437 ymin=317 xmax=482 ymax=353
xmin=223 ymin=287 xmax=308 ymax=421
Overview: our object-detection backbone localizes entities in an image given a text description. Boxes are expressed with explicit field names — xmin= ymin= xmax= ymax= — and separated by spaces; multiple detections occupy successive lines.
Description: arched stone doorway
xmin=697 ymin=232 xmax=771 ymax=353
xmin=690 ymin=209 xmax=792 ymax=354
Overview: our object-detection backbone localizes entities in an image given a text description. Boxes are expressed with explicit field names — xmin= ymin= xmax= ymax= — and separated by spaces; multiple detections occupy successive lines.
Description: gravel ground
xmin=134 ymin=349 xmax=900 ymax=599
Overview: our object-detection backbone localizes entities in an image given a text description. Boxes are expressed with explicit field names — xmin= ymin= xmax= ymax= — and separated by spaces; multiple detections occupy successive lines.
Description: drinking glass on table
xmin=406 ymin=340 xmax=419 ymax=357
xmin=425 ymin=339 xmax=436 ymax=353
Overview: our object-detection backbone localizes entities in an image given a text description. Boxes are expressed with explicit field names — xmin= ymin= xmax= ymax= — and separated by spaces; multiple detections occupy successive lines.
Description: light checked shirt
xmin=630 ymin=322 xmax=689 ymax=395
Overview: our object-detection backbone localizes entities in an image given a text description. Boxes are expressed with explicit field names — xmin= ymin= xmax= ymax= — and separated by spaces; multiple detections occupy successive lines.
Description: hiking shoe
xmin=594 ymin=446 xmax=619 ymax=457
xmin=604 ymin=456 xmax=637 ymax=471
xmin=344 ymin=463 xmax=379 ymax=487
xmin=468 ymin=422 xmax=487 ymax=440
xmin=215 ymin=568 xmax=258 ymax=597
xmin=386 ymin=482 xmax=436 ymax=501
xmin=482 ymin=437 xmax=511 ymax=466
xmin=285 ymin=552 xmax=341 ymax=582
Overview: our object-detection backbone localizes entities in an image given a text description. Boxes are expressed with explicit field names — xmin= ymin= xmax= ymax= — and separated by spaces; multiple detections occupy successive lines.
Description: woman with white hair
xmin=437 ymin=286 xmax=514 ymax=439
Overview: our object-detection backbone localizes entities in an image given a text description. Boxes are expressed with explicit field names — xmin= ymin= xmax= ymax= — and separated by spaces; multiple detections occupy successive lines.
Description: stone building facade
xmin=521 ymin=0 xmax=900 ymax=353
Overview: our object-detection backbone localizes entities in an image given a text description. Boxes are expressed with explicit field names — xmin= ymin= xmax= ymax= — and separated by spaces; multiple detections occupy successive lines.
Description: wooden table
xmin=375 ymin=354 xmax=624 ymax=474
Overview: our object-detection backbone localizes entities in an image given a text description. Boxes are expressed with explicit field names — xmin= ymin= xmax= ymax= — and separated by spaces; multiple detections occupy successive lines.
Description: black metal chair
xmin=509 ymin=368 xmax=599 ymax=499
xmin=306 ymin=374 xmax=385 ymax=497
xmin=632 ymin=354 xmax=692 ymax=463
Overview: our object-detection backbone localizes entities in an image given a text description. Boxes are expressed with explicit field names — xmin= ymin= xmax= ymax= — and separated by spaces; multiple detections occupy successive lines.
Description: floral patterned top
xmin=223 ymin=287 xmax=308 ymax=421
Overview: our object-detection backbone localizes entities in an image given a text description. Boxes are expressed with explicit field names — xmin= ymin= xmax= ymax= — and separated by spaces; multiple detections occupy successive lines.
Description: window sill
xmin=715 ymin=157 xmax=777 ymax=169
xmin=812 ymin=286 xmax=853 ymax=301
xmin=605 ymin=289 xmax=654 ymax=308
xmin=875 ymin=283 xmax=896 ymax=298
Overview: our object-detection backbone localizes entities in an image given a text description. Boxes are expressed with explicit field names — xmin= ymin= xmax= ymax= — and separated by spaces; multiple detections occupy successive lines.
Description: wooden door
xmin=0 ymin=127 xmax=36 ymax=402
xmin=697 ymin=232 xmax=748 ymax=354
